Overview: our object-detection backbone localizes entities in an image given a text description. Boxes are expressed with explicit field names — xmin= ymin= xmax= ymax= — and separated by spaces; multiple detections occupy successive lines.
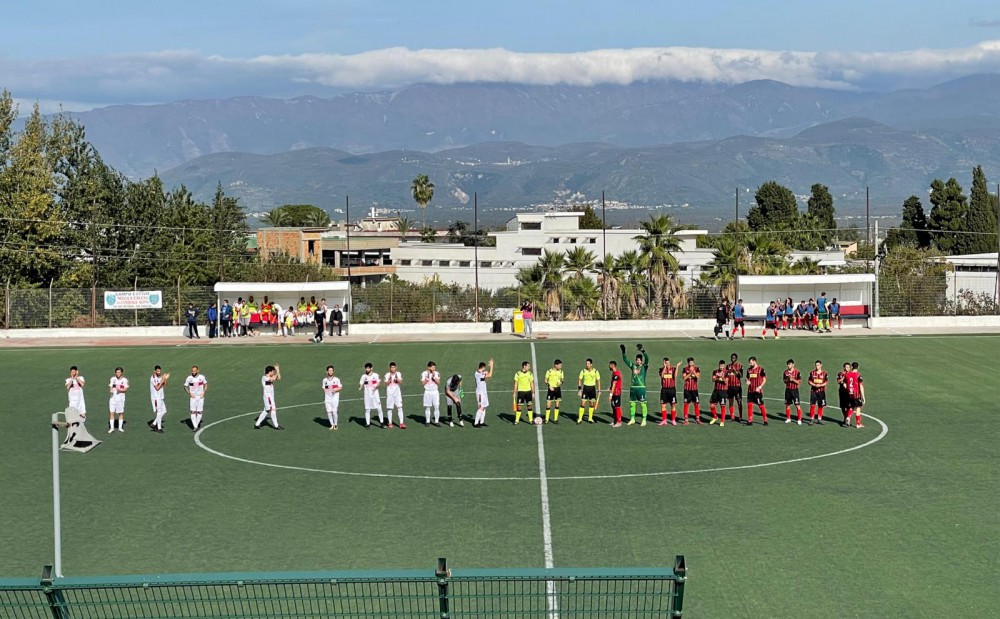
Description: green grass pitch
xmin=2 ymin=333 xmax=997 ymax=617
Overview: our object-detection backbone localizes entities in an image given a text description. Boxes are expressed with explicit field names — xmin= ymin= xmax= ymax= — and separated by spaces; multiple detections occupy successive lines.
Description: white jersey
xmin=475 ymin=369 xmax=489 ymax=407
xmin=262 ymin=375 xmax=275 ymax=400
xmin=184 ymin=374 xmax=208 ymax=398
xmin=110 ymin=376 xmax=129 ymax=397
xmin=421 ymin=370 xmax=441 ymax=392
xmin=322 ymin=376 xmax=342 ymax=402
xmin=384 ymin=371 xmax=403 ymax=394
xmin=150 ymin=375 xmax=166 ymax=401
xmin=66 ymin=376 xmax=85 ymax=400
xmin=360 ymin=372 xmax=381 ymax=394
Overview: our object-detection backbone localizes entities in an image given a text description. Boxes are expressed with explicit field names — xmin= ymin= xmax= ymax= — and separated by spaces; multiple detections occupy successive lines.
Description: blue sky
xmin=2 ymin=0 xmax=1000 ymax=110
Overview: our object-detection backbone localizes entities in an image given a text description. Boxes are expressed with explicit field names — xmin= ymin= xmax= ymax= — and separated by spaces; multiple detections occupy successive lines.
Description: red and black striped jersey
xmin=712 ymin=369 xmax=727 ymax=390
xmin=610 ymin=370 xmax=623 ymax=396
xmin=844 ymin=371 xmax=863 ymax=397
xmin=658 ymin=366 xmax=676 ymax=389
xmin=726 ymin=362 xmax=743 ymax=388
xmin=682 ymin=366 xmax=700 ymax=391
xmin=746 ymin=365 xmax=766 ymax=392
xmin=808 ymin=370 xmax=828 ymax=392
xmin=783 ymin=369 xmax=802 ymax=389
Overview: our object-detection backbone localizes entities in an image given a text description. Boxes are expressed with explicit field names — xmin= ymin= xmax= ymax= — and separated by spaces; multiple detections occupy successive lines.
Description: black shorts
xmin=727 ymin=386 xmax=743 ymax=400
xmin=610 ymin=394 xmax=622 ymax=408
xmin=810 ymin=392 xmax=826 ymax=406
xmin=839 ymin=390 xmax=850 ymax=411
xmin=516 ymin=391 xmax=533 ymax=404
xmin=765 ymin=321 xmax=776 ymax=329
xmin=784 ymin=389 xmax=800 ymax=405
xmin=581 ymin=385 xmax=597 ymax=400
xmin=748 ymin=391 xmax=764 ymax=405
xmin=683 ymin=389 xmax=700 ymax=404
xmin=734 ymin=318 xmax=744 ymax=325
xmin=546 ymin=387 xmax=562 ymax=401
xmin=710 ymin=389 xmax=728 ymax=404
xmin=660 ymin=387 xmax=677 ymax=404
xmin=850 ymin=397 xmax=864 ymax=409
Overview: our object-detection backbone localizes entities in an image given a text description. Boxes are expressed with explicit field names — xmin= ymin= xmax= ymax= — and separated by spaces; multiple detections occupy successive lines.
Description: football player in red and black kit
xmin=783 ymin=358 xmax=804 ymax=424
xmin=807 ymin=360 xmax=828 ymax=425
xmin=746 ymin=356 xmax=768 ymax=425
xmin=708 ymin=360 xmax=729 ymax=427
xmin=657 ymin=357 xmax=678 ymax=426
xmin=844 ymin=361 xmax=865 ymax=429
xmin=682 ymin=357 xmax=701 ymax=425
xmin=726 ymin=353 xmax=743 ymax=422
xmin=609 ymin=360 xmax=624 ymax=428
xmin=837 ymin=362 xmax=852 ymax=426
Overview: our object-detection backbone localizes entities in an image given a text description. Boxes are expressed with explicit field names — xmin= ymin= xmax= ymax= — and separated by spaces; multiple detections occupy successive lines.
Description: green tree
xmin=260 ymin=208 xmax=291 ymax=227
xmin=411 ymin=174 xmax=435 ymax=228
xmin=614 ymin=250 xmax=651 ymax=318
xmin=966 ymin=165 xmax=999 ymax=254
xmin=393 ymin=215 xmax=413 ymax=240
xmin=563 ymin=246 xmax=596 ymax=280
xmin=878 ymin=245 xmax=948 ymax=316
xmin=595 ymin=253 xmax=622 ymax=319
xmin=447 ymin=220 xmax=470 ymax=243
xmin=928 ymin=178 xmax=969 ymax=254
xmin=578 ymin=204 xmax=604 ymax=229
xmin=806 ymin=183 xmax=836 ymax=246
xmin=208 ymin=183 xmax=250 ymax=281
xmin=634 ymin=213 xmax=684 ymax=315
xmin=747 ymin=181 xmax=798 ymax=231
xmin=885 ymin=195 xmax=930 ymax=250
xmin=702 ymin=235 xmax=747 ymax=300
xmin=0 ymin=89 xmax=15 ymax=158
xmin=262 ymin=204 xmax=330 ymax=227
xmin=419 ymin=226 xmax=436 ymax=243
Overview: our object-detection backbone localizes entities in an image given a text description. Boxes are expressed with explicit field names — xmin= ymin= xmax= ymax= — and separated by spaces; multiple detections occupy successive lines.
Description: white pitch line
xmin=530 ymin=341 xmax=558 ymax=619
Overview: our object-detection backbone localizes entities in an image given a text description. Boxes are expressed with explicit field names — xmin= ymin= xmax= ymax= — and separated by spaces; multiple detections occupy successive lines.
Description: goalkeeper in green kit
xmin=621 ymin=343 xmax=650 ymax=426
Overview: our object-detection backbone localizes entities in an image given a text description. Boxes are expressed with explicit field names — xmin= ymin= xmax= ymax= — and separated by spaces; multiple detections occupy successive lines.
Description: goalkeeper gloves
xmin=619 ymin=344 xmax=626 ymax=354
xmin=636 ymin=343 xmax=644 ymax=351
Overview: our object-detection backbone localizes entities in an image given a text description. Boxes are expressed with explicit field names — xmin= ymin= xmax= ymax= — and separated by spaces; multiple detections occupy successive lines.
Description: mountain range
xmin=66 ymin=74 xmax=1000 ymax=226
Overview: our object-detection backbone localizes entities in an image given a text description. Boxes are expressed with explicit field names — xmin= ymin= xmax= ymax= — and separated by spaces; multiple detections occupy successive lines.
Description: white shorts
xmin=152 ymin=398 xmax=166 ymax=414
xmin=189 ymin=397 xmax=205 ymax=413
xmin=109 ymin=395 xmax=125 ymax=414
xmin=477 ymin=390 xmax=489 ymax=408
xmin=364 ymin=392 xmax=381 ymax=410
xmin=69 ymin=398 xmax=86 ymax=416
xmin=386 ymin=389 xmax=403 ymax=409
xmin=324 ymin=397 xmax=340 ymax=414
xmin=263 ymin=395 xmax=275 ymax=411
xmin=423 ymin=391 xmax=440 ymax=408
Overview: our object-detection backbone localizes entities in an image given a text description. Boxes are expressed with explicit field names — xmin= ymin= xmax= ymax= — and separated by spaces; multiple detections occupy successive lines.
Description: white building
xmin=942 ymin=253 xmax=1000 ymax=304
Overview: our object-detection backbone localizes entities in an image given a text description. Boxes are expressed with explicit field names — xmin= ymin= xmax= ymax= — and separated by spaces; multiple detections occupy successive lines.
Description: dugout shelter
xmin=736 ymin=274 xmax=876 ymax=325
xmin=213 ymin=281 xmax=349 ymax=327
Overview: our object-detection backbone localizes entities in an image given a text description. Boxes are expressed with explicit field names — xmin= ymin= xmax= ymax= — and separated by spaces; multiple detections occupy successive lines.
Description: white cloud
xmin=3 ymin=41 xmax=1000 ymax=111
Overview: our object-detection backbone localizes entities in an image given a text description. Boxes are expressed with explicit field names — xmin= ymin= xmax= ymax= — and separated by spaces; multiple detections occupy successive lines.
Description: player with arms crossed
xmin=322 ymin=365 xmax=343 ymax=430
xmin=473 ymin=359 xmax=494 ymax=427
xmin=784 ymin=359 xmax=804 ymax=424
xmin=543 ymin=359 xmax=564 ymax=424
xmin=147 ymin=365 xmax=170 ymax=433
xmin=66 ymin=366 xmax=87 ymax=420
xmin=709 ymin=360 xmax=729 ymax=427
xmin=620 ymin=343 xmax=650 ymax=426
xmin=657 ymin=357 xmax=678 ymax=426
xmin=359 ymin=363 xmax=384 ymax=429
xmin=385 ymin=362 xmax=406 ymax=428
xmin=253 ymin=365 xmax=283 ymax=429
xmin=608 ymin=360 xmax=624 ymax=427
xmin=421 ymin=361 xmax=442 ymax=427
xmin=183 ymin=365 xmax=208 ymax=431
xmin=445 ymin=373 xmax=464 ymax=427
xmin=512 ymin=361 xmax=535 ymax=425
xmin=807 ymin=360 xmax=828 ymax=425
xmin=746 ymin=357 xmax=768 ymax=425
xmin=844 ymin=361 xmax=866 ymax=429
xmin=108 ymin=367 xmax=129 ymax=434
xmin=577 ymin=358 xmax=601 ymax=424
xmin=726 ymin=353 xmax=744 ymax=423
xmin=681 ymin=357 xmax=701 ymax=425
xmin=837 ymin=362 xmax=852 ymax=426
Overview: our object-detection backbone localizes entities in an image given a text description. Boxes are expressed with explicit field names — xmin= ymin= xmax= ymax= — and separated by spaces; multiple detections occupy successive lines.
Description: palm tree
xmin=595 ymin=253 xmax=623 ymax=319
xmin=788 ymin=256 xmax=822 ymax=275
xmin=746 ymin=234 xmax=789 ymax=274
xmin=538 ymin=250 xmax=568 ymax=319
xmin=564 ymin=277 xmax=601 ymax=320
xmin=702 ymin=235 xmax=748 ymax=300
xmin=419 ymin=226 xmax=436 ymax=243
xmin=563 ymin=246 xmax=596 ymax=280
xmin=393 ymin=215 xmax=413 ymax=240
xmin=634 ymin=214 xmax=684 ymax=315
xmin=411 ymin=174 xmax=435 ymax=229
xmin=261 ymin=207 xmax=290 ymax=227
xmin=615 ymin=250 xmax=651 ymax=317
xmin=300 ymin=209 xmax=331 ymax=227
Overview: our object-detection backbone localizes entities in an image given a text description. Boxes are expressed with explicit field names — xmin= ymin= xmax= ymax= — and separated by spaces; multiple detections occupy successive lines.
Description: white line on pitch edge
xmin=530 ymin=341 xmax=558 ymax=618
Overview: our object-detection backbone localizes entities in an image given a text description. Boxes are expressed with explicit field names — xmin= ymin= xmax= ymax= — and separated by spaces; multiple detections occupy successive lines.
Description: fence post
xmin=177 ymin=277 xmax=182 ymax=326
xmin=432 ymin=289 xmax=437 ymax=323
xmin=91 ymin=286 xmax=96 ymax=327
xmin=672 ymin=555 xmax=686 ymax=618
xmin=435 ymin=557 xmax=450 ymax=619
xmin=49 ymin=280 xmax=54 ymax=329
xmin=390 ymin=278 xmax=394 ymax=322
xmin=134 ymin=277 xmax=139 ymax=327
xmin=40 ymin=565 xmax=70 ymax=619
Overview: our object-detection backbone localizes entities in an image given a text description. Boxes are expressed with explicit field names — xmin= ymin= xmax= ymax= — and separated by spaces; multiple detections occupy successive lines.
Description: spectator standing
xmin=521 ymin=301 xmax=534 ymax=339
xmin=185 ymin=303 xmax=200 ymax=339
xmin=220 ymin=300 xmax=233 ymax=337
xmin=206 ymin=303 xmax=218 ymax=338
xmin=312 ymin=299 xmax=327 ymax=343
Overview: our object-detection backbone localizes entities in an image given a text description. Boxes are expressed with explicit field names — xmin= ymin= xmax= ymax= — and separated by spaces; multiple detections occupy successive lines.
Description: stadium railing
xmin=0 ymin=558 xmax=687 ymax=618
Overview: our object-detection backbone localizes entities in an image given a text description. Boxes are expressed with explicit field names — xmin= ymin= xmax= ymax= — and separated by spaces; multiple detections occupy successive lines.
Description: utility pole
xmin=995 ymin=184 xmax=999 ymax=312
xmin=345 ymin=195 xmax=352 ymax=328
xmin=602 ymin=191 xmax=608 ymax=321
xmin=474 ymin=192 xmax=479 ymax=322
xmin=735 ymin=187 xmax=739 ymax=223
xmin=865 ymin=186 xmax=871 ymax=246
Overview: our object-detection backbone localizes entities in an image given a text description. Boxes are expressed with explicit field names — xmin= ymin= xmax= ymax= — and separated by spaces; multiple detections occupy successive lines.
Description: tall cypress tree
xmin=966 ymin=166 xmax=999 ymax=255
xmin=928 ymin=178 xmax=969 ymax=254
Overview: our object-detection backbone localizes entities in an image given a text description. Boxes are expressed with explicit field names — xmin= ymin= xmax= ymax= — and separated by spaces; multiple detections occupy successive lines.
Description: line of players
xmin=63 ymin=348 xmax=867 ymax=434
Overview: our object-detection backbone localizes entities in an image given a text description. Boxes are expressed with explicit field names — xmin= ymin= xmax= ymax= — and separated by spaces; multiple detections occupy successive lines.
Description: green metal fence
xmin=0 ymin=559 xmax=686 ymax=618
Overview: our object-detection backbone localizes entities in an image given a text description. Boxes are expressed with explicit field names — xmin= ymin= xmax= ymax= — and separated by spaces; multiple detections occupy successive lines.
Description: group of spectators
xmin=714 ymin=293 xmax=843 ymax=340
xmin=184 ymin=296 xmax=348 ymax=340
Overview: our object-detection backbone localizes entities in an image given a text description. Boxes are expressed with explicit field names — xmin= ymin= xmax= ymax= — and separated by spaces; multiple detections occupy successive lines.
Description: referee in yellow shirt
xmin=577 ymin=358 xmax=601 ymax=423
xmin=544 ymin=359 xmax=564 ymax=423
xmin=513 ymin=361 xmax=535 ymax=425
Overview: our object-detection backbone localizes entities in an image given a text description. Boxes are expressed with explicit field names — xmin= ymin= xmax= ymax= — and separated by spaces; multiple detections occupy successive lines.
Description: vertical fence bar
xmin=40 ymin=566 xmax=69 ymax=619
xmin=91 ymin=286 xmax=96 ymax=327
xmin=49 ymin=280 xmax=53 ymax=328
xmin=134 ymin=277 xmax=138 ymax=327
xmin=50 ymin=418 xmax=63 ymax=579
xmin=435 ymin=558 xmax=450 ymax=619
xmin=672 ymin=555 xmax=686 ymax=617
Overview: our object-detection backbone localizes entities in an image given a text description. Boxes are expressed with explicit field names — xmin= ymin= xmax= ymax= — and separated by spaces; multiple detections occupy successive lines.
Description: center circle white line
xmin=194 ymin=398 xmax=888 ymax=481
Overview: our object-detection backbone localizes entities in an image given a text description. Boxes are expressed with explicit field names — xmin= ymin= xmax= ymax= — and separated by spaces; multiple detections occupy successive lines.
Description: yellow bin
xmin=512 ymin=310 xmax=524 ymax=335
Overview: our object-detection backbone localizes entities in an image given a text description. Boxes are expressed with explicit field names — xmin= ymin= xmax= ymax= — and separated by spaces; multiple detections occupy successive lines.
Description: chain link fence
xmin=880 ymin=267 xmax=1000 ymax=317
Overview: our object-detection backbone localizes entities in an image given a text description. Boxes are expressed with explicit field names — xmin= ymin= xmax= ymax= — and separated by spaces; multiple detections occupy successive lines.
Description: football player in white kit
xmin=359 ymin=362 xmax=384 ymax=428
xmin=322 ymin=365 xmax=343 ymax=430
xmin=183 ymin=365 xmax=208 ymax=431
xmin=474 ymin=358 xmax=494 ymax=427
xmin=253 ymin=365 xmax=283 ymax=429
xmin=421 ymin=361 xmax=442 ymax=427
xmin=147 ymin=365 xmax=170 ymax=433
xmin=108 ymin=367 xmax=129 ymax=433
xmin=384 ymin=362 xmax=406 ymax=429
xmin=66 ymin=366 xmax=87 ymax=419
